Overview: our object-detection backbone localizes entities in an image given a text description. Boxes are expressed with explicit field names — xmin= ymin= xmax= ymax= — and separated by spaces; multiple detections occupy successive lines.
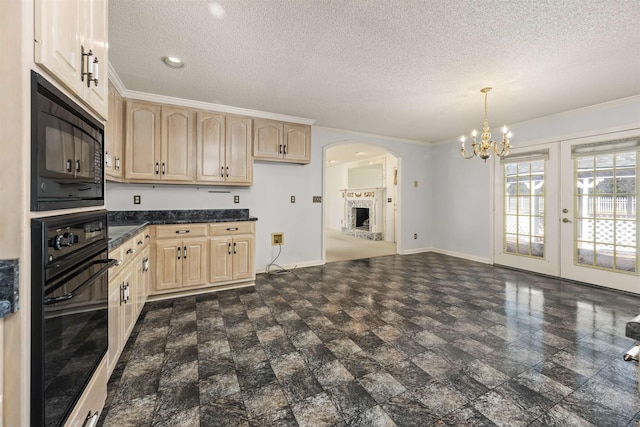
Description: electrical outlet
xmin=133 ymin=195 xmax=141 ymax=205
xmin=313 ymin=196 xmax=322 ymax=203
xmin=271 ymin=232 xmax=284 ymax=246
xmin=291 ymin=196 xmax=295 ymax=203
xmin=234 ymin=195 xmax=240 ymax=203
xmin=387 ymin=198 xmax=392 ymax=203
xmin=414 ymin=233 xmax=418 ymax=239
xmin=414 ymin=181 xmax=419 ymax=188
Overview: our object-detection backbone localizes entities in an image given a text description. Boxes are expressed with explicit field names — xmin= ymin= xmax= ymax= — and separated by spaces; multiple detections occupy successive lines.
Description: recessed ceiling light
xmin=208 ymin=2 xmax=226 ymax=19
xmin=162 ymin=56 xmax=184 ymax=68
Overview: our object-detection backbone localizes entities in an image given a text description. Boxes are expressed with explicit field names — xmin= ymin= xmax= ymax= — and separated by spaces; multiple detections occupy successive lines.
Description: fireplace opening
xmin=354 ymin=207 xmax=370 ymax=231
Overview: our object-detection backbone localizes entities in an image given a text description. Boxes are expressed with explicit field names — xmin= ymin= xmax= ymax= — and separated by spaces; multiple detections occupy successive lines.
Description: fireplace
xmin=341 ymin=188 xmax=385 ymax=240
xmin=354 ymin=208 xmax=370 ymax=230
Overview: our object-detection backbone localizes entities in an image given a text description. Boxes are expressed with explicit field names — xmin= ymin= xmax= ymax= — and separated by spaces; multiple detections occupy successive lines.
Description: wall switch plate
xmin=271 ymin=232 xmax=284 ymax=246
xmin=133 ymin=195 xmax=141 ymax=204
xmin=291 ymin=196 xmax=295 ymax=203
xmin=414 ymin=181 xmax=419 ymax=188
xmin=313 ymin=196 xmax=322 ymax=203
xmin=234 ymin=195 xmax=240 ymax=203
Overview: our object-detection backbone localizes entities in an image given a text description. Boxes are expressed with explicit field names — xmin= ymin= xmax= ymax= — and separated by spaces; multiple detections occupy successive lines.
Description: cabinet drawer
xmin=156 ymin=224 xmax=208 ymax=239
xmin=209 ymin=222 xmax=255 ymax=236
xmin=108 ymin=246 xmax=124 ymax=276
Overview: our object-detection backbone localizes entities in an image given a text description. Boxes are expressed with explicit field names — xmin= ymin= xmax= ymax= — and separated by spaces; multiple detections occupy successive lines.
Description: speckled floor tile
xmin=99 ymin=253 xmax=640 ymax=427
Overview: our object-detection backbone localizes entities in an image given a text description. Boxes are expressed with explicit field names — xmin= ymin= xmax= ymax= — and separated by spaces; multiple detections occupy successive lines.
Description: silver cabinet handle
xmin=177 ymin=247 xmax=181 ymax=259
xmin=233 ymin=242 xmax=237 ymax=254
xmin=137 ymin=240 xmax=143 ymax=245
xmin=126 ymin=248 xmax=135 ymax=254
xmin=155 ymin=162 xmax=159 ymax=174
xmin=226 ymin=227 xmax=238 ymax=231
xmin=162 ymin=162 xmax=166 ymax=174
xmin=221 ymin=166 xmax=224 ymax=177
xmin=183 ymin=246 xmax=187 ymax=259
xmin=228 ymin=243 xmax=231 ymax=255
xmin=76 ymin=160 xmax=81 ymax=172
xmin=226 ymin=166 xmax=229 ymax=178
xmin=279 ymin=144 xmax=283 ymax=154
xmin=175 ymin=230 xmax=190 ymax=234
xmin=83 ymin=411 xmax=100 ymax=427
xmin=283 ymin=144 xmax=287 ymax=154
xmin=67 ymin=159 xmax=73 ymax=172
xmin=145 ymin=234 xmax=151 ymax=239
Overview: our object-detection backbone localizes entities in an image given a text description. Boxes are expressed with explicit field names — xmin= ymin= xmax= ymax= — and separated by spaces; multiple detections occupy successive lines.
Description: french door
xmin=495 ymin=134 xmax=639 ymax=294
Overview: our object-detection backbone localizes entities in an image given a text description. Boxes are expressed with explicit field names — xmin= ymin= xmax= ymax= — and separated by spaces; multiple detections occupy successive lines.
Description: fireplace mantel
xmin=341 ymin=188 xmax=385 ymax=240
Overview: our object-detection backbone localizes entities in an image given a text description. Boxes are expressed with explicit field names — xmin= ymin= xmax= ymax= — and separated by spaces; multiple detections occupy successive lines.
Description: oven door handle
xmin=43 ymin=258 xmax=118 ymax=305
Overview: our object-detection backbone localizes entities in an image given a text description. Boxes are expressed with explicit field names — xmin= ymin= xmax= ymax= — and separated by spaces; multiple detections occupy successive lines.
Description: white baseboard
xmin=428 ymin=248 xmax=491 ymax=264
xmin=399 ymin=247 xmax=432 ymax=255
xmin=256 ymin=259 xmax=325 ymax=274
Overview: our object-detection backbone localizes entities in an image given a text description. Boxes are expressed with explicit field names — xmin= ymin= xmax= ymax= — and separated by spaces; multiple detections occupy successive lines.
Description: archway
xmin=323 ymin=142 xmax=400 ymax=262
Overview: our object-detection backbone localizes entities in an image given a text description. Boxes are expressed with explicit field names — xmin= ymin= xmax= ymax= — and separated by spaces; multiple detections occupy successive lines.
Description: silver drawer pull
xmin=83 ymin=411 xmax=100 ymax=427
xmin=175 ymin=230 xmax=190 ymax=234
xmin=126 ymin=248 xmax=135 ymax=254
xmin=226 ymin=227 xmax=238 ymax=231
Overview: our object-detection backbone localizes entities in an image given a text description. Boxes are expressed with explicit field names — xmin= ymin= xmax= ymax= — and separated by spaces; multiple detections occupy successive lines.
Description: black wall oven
xmin=31 ymin=211 xmax=116 ymax=427
xmin=31 ymin=71 xmax=104 ymax=211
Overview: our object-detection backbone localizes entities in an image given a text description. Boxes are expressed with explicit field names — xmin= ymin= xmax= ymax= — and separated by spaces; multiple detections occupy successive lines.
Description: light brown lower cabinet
xmin=209 ymin=235 xmax=254 ymax=283
xmin=155 ymin=238 xmax=208 ymax=291
xmin=107 ymin=230 xmax=150 ymax=377
xmin=63 ymin=356 xmax=107 ymax=427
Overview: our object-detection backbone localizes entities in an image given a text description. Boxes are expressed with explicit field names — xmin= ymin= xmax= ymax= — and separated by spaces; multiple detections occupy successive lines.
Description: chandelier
xmin=460 ymin=87 xmax=512 ymax=162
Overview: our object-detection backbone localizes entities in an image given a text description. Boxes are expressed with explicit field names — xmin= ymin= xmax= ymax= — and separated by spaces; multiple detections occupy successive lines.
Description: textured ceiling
xmin=109 ymin=0 xmax=640 ymax=143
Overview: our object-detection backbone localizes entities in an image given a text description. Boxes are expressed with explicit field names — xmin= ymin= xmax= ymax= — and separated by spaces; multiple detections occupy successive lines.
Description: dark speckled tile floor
xmin=98 ymin=253 xmax=640 ymax=426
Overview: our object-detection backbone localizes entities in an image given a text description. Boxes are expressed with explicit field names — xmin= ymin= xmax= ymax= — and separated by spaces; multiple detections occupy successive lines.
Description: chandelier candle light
xmin=460 ymin=87 xmax=512 ymax=162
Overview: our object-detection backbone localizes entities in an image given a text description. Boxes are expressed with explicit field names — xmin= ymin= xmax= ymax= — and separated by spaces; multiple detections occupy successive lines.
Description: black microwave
xmin=31 ymin=71 xmax=104 ymax=211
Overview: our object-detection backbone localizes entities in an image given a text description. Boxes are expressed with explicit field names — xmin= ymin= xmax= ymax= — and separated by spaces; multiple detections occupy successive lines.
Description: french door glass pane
xmin=504 ymin=159 xmax=545 ymax=258
xmin=574 ymin=151 xmax=638 ymax=273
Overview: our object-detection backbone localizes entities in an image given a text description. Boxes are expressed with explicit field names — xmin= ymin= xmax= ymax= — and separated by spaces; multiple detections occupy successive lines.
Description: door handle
xmin=279 ymin=144 xmax=283 ymax=154
xmin=162 ymin=162 xmax=166 ymax=174
xmin=177 ymin=247 xmax=181 ymax=259
xmin=233 ymin=242 xmax=237 ymax=254
xmin=226 ymin=166 xmax=229 ymax=178
xmin=155 ymin=162 xmax=159 ymax=174
xmin=221 ymin=166 xmax=224 ymax=177
xmin=67 ymin=159 xmax=73 ymax=172
xmin=562 ymin=218 xmax=572 ymax=223
xmin=183 ymin=246 xmax=187 ymax=259
xmin=283 ymin=144 xmax=287 ymax=154
xmin=228 ymin=243 xmax=231 ymax=255
xmin=562 ymin=208 xmax=569 ymax=213
xmin=76 ymin=160 xmax=81 ymax=172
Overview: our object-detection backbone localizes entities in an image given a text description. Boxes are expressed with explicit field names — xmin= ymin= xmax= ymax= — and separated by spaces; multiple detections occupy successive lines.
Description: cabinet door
xmin=105 ymin=83 xmax=117 ymax=177
xmin=106 ymin=82 xmax=123 ymax=180
xmin=84 ymin=0 xmax=108 ymax=118
xmin=107 ymin=271 xmax=123 ymax=375
xmin=121 ymin=265 xmax=136 ymax=342
xmin=161 ymin=107 xmax=195 ymax=181
xmin=253 ymin=119 xmax=283 ymax=159
xmin=196 ymin=112 xmax=225 ymax=182
xmin=225 ymin=117 xmax=253 ymax=183
xmin=155 ymin=240 xmax=182 ymax=290
xmin=284 ymin=124 xmax=311 ymax=163
xmin=34 ymin=0 xmax=84 ymax=99
xmin=209 ymin=237 xmax=233 ymax=283
xmin=182 ymin=239 xmax=208 ymax=287
xmin=125 ymin=102 xmax=161 ymax=180
xmin=135 ymin=247 xmax=150 ymax=316
xmin=232 ymin=235 xmax=255 ymax=280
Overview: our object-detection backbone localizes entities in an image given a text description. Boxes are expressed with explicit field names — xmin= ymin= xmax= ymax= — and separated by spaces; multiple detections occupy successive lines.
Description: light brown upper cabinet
xmin=34 ymin=0 xmax=108 ymax=119
xmin=253 ymin=119 xmax=311 ymax=164
xmin=197 ymin=112 xmax=253 ymax=185
xmin=105 ymin=82 xmax=124 ymax=181
xmin=125 ymin=102 xmax=195 ymax=182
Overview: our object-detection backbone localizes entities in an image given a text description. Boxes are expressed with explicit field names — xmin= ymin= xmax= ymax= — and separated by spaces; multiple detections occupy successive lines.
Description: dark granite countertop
xmin=108 ymin=209 xmax=257 ymax=250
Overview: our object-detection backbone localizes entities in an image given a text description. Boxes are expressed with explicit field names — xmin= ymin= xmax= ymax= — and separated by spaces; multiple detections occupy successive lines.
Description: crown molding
xmin=313 ymin=126 xmax=429 ymax=146
xmin=431 ymin=94 xmax=640 ymax=146
xmin=106 ymin=63 xmax=315 ymax=125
